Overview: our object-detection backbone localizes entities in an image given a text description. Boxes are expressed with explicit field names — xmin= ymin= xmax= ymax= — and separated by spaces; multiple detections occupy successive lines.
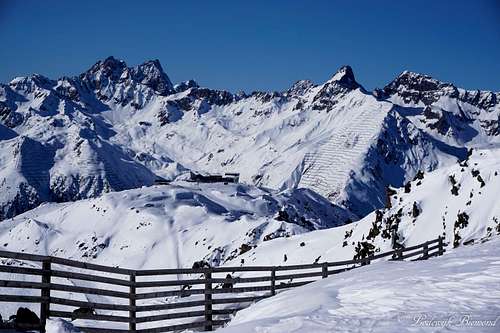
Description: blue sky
xmin=0 ymin=0 xmax=499 ymax=92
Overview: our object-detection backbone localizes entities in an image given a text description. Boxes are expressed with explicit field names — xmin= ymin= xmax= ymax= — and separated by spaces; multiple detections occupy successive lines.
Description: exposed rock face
xmin=174 ymin=79 xmax=199 ymax=93
xmin=311 ymin=66 xmax=364 ymax=111
xmin=376 ymin=71 xmax=499 ymax=143
xmin=378 ymin=70 xmax=499 ymax=111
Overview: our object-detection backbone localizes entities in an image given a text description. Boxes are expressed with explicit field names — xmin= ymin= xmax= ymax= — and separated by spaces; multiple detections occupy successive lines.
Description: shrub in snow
xmin=385 ymin=187 xmax=397 ymax=208
xmin=381 ymin=209 xmax=402 ymax=241
xmin=366 ymin=221 xmax=381 ymax=241
xmin=453 ymin=212 xmax=470 ymax=247
xmin=14 ymin=307 xmax=39 ymax=330
xmin=221 ymin=274 xmax=234 ymax=289
xmin=412 ymin=201 xmax=420 ymax=218
xmin=192 ymin=260 xmax=211 ymax=269
xmin=353 ymin=241 xmax=376 ymax=260
xmin=455 ymin=212 xmax=470 ymax=229
xmin=449 ymin=174 xmax=460 ymax=196
xmin=71 ymin=307 xmax=95 ymax=321
xmin=477 ymin=174 xmax=486 ymax=187
xmin=413 ymin=170 xmax=424 ymax=181
xmin=239 ymin=243 xmax=252 ymax=255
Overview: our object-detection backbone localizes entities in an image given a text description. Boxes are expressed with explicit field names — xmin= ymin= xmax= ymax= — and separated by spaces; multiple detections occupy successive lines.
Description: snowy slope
xmin=0 ymin=149 xmax=498 ymax=329
xmin=0 ymin=182 xmax=352 ymax=271
xmin=0 ymin=181 xmax=354 ymax=322
xmin=1 ymin=149 xmax=497 ymax=272
xmin=218 ymin=237 xmax=500 ymax=333
xmin=223 ymin=148 xmax=500 ymax=267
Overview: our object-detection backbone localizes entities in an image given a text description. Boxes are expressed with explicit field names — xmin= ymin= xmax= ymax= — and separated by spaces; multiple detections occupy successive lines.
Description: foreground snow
xmin=218 ymin=238 xmax=500 ymax=333
xmin=46 ymin=319 xmax=81 ymax=333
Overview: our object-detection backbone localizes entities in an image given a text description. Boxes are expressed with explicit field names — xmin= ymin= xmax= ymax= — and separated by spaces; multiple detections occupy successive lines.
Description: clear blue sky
xmin=1 ymin=0 xmax=499 ymax=92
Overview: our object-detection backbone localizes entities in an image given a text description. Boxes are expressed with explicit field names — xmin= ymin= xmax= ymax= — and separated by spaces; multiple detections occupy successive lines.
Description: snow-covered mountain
xmin=1 ymin=148 xmax=497 ymax=270
xmin=0 ymin=182 xmax=353 ymax=271
xmin=226 ymin=148 xmax=500 ymax=267
xmin=376 ymin=70 xmax=499 ymax=145
xmin=1 ymin=57 xmax=498 ymax=220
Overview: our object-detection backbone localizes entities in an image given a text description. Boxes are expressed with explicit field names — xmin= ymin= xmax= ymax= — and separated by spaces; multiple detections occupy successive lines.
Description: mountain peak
xmin=389 ymin=70 xmax=452 ymax=92
xmin=327 ymin=65 xmax=360 ymax=90
xmin=85 ymin=56 xmax=128 ymax=82
xmin=174 ymin=79 xmax=199 ymax=93
xmin=287 ymin=79 xmax=314 ymax=96
xmin=81 ymin=57 xmax=174 ymax=95
xmin=130 ymin=59 xmax=174 ymax=95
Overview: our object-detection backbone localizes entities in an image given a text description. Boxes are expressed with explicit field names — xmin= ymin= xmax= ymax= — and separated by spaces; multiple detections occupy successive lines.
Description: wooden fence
xmin=0 ymin=237 xmax=445 ymax=332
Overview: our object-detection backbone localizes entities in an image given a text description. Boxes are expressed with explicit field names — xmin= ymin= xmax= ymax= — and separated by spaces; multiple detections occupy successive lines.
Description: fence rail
xmin=0 ymin=237 xmax=445 ymax=332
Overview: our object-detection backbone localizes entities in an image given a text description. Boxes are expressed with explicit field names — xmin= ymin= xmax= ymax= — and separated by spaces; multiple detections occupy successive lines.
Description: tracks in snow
xmin=299 ymin=105 xmax=388 ymax=201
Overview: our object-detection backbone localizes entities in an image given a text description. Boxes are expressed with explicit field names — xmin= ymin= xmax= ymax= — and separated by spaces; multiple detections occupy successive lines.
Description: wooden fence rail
xmin=0 ymin=237 xmax=445 ymax=332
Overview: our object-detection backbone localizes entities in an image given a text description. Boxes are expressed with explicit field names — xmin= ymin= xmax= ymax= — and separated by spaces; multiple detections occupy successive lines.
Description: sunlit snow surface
xmin=218 ymin=238 xmax=500 ymax=333
xmin=1 ymin=149 xmax=498 ymax=330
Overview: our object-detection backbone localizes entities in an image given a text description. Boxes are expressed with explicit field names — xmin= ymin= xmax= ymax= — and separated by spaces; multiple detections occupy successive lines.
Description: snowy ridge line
xmin=0 ymin=237 xmax=444 ymax=332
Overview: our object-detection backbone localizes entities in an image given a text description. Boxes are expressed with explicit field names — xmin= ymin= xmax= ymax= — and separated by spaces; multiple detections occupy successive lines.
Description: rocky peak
xmin=80 ymin=57 xmax=174 ymax=96
xmin=9 ymin=74 xmax=55 ymax=93
xmin=326 ymin=65 xmax=360 ymax=90
xmin=287 ymin=80 xmax=314 ymax=96
xmin=86 ymin=56 xmax=128 ymax=82
xmin=174 ymin=79 xmax=199 ymax=93
xmin=311 ymin=66 xmax=362 ymax=111
xmin=377 ymin=71 xmax=458 ymax=106
xmin=380 ymin=71 xmax=500 ymax=112
xmin=387 ymin=71 xmax=454 ymax=93
xmin=129 ymin=59 xmax=174 ymax=95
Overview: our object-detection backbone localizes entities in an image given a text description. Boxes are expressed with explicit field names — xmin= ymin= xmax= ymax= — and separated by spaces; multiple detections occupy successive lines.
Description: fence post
xmin=438 ymin=236 xmax=444 ymax=256
xmin=40 ymin=258 xmax=51 ymax=333
xmin=270 ymin=268 xmax=276 ymax=296
xmin=204 ymin=269 xmax=213 ymax=331
xmin=392 ymin=248 xmax=402 ymax=260
xmin=321 ymin=262 xmax=328 ymax=278
xmin=422 ymin=242 xmax=429 ymax=259
xmin=129 ymin=272 xmax=136 ymax=332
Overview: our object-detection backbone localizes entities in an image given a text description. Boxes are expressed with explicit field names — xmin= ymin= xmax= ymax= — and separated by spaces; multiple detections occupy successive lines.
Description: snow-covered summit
xmin=377 ymin=70 xmax=499 ymax=145
xmin=326 ymin=65 xmax=361 ymax=89
xmin=82 ymin=56 xmax=174 ymax=95
xmin=379 ymin=70 xmax=499 ymax=111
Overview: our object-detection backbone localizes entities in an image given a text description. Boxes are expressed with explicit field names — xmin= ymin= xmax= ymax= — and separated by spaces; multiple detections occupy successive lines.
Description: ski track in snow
xmin=300 ymin=97 xmax=389 ymax=200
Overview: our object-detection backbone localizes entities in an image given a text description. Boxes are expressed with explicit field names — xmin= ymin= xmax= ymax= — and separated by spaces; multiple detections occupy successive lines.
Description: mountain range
xmin=1 ymin=56 xmax=499 ymax=222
